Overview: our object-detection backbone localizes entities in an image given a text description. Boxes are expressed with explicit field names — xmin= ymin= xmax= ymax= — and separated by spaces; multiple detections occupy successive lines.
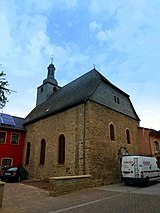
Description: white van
xmin=121 ymin=155 xmax=160 ymax=186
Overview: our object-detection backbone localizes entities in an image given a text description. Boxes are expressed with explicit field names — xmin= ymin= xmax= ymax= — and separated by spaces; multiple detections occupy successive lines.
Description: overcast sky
xmin=0 ymin=0 xmax=160 ymax=130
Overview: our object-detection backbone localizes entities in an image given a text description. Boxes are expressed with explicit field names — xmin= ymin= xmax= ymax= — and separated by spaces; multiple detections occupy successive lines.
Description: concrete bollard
xmin=0 ymin=181 xmax=5 ymax=208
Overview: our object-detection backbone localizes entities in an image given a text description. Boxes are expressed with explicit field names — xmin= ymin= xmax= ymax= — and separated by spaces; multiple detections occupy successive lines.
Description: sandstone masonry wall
xmin=23 ymin=100 xmax=140 ymax=185
xmin=24 ymin=105 xmax=87 ymax=179
xmin=88 ymin=101 xmax=139 ymax=184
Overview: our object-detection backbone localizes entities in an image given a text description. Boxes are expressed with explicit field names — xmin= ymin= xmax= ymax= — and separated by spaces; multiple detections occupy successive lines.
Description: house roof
xmin=12 ymin=116 xmax=26 ymax=131
xmin=138 ymin=127 xmax=160 ymax=137
xmin=0 ymin=113 xmax=26 ymax=131
xmin=25 ymin=68 xmax=140 ymax=125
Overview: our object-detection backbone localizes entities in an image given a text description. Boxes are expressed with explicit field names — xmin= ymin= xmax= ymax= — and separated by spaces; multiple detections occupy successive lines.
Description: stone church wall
xmin=24 ymin=104 xmax=88 ymax=179
xmin=24 ymin=101 xmax=140 ymax=184
xmin=88 ymin=101 xmax=140 ymax=184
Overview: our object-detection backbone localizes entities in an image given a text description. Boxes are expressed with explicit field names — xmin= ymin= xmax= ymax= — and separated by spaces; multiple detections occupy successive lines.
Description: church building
xmin=23 ymin=62 xmax=140 ymax=185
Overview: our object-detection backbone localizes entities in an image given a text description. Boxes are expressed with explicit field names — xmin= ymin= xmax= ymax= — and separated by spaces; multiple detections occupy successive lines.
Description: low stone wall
xmin=50 ymin=175 xmax=92 ymax=196
xmin=0 ymin=181 xmax=5 ymax=208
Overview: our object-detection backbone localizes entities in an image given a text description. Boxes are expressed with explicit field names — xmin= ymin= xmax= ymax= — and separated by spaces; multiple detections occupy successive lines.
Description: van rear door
xmin=122 ymin=156 xmax=135 ymax=178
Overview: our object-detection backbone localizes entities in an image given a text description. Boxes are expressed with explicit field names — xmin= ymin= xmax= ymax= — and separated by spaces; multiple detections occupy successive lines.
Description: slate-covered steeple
xmin=43 ymin=63 xmax=57 ymax=85
xmin=36 ymin=61 xmax=60 ymax=106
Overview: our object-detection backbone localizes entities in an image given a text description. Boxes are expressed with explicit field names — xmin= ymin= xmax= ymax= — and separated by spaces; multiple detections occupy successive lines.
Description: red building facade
xmin=0 ymin=113 xmax=26 ymax=167
xmin=138 ymin=127 xmax=160 ymax=157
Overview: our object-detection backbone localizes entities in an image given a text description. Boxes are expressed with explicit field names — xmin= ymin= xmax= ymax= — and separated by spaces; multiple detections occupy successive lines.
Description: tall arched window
xmin=110 ymin=124 xmax=115 ymax=141
xmin=58 ymin=134 xmax=65 ymax=164
xmin=126 ymin=129 xmax=131 ymax=144
xmin=40 ymin=139 xmax=46 ymax=165
xmin=25 ymin=142 xmax=31 ymax=165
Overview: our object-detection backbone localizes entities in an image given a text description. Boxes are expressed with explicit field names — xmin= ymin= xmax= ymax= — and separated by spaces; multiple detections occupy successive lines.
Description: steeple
xmin=36 ymin=60 xmax=60 ymax=106
xmin=43 ymin=62 xmax=58 ymax=86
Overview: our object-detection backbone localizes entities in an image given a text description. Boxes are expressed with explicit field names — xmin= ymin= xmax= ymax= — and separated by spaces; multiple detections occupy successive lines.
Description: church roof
xmin=25 ymin=69 xmax=140 ymax=125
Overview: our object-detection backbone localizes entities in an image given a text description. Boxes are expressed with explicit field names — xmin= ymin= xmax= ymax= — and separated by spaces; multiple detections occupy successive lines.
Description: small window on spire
xmin=53 ymin=87 xmax=57 ymax=92
xmin=41 ymin=87 xmax=43 ymax=92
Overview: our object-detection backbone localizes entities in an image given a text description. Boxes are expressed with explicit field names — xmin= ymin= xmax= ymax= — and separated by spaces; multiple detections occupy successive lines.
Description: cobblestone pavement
xmin=1 ymin=181 xmax=160 ymax=213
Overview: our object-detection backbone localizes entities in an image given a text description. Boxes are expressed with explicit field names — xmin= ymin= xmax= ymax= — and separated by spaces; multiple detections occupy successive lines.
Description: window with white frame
xmin=2 ymin=158 xmax=12 ymax=167
xmin=0 ymin=131 xmax=6 ymax=144
xmin=11 ymin=133 xmax=19 ymax=144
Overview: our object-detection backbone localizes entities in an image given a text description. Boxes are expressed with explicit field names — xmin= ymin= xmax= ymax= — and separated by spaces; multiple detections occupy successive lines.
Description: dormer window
xmin=114 ymin=95 xmax=120 ymax=104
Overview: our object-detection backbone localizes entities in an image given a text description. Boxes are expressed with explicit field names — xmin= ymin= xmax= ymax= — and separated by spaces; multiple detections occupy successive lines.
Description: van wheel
xmin=144 ymin=177 xmax=150 ymax=187
xmin=124 ymin=181 xmax=130 ymax=186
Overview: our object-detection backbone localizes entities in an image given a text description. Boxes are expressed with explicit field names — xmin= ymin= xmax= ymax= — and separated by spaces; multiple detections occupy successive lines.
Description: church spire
xmin=47 ymin=55 xmax=55 ymax=80
xmin=47 ymin=62 xmax=56 ymax=82
xmin=43 ymin=56 xmax=57 ymax=85
xmin=36 ymin=59 xmax=60 ymax=106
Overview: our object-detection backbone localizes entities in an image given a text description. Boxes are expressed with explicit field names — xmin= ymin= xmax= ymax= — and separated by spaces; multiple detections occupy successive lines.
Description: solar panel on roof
xmin=0 ymin=115 xmax=3 ymax=124
xmin=0 ymin=113 xmax=16 ymax=127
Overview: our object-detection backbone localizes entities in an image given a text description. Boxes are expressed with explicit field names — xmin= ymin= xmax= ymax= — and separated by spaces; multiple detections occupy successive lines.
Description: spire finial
xmin=50 ymin=54 xmax=54 ymax=64
xmin=93 ymin=64 xmax=96 ymax=69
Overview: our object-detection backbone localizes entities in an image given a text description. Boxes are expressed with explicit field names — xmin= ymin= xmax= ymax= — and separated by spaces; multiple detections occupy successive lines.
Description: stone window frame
xmin=126 ymin=128 xmax=131 ymax=144
xmin=58 ymin=134 xmax=65 ymax=164
xmin=109 ymin=122 xmax=116 ymax=142
xmin=0 ymin=131 xmax=7 ymax=144
xmin=1 ymin=158 xmax=12 ymax=167
xmin=10 ymin=132 xmax=20 ymax=145
xmin=40 ymin=139 xmax=46 ymax=165
xmin=25 ymin=142 xmax=31 ymax=165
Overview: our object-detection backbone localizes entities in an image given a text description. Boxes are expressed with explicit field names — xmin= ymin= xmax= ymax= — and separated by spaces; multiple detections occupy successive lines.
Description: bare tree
xmin=0 ymin=71 xmax=11 ymax=109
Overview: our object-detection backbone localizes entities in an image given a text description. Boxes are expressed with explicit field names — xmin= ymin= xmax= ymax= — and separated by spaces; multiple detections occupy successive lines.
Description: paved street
xmin=1 ymin=181 xmax=160 ymax=213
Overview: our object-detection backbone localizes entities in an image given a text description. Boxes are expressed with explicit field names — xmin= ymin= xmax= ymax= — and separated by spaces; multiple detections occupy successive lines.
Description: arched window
xmin=110 ymin=124 xmax=115 ymax=141
xmin=25 ymin=142 xmax=31 ymax=165
xmin=40 ymin=139 xmax=46 ymax=165
xmin=58 ymin=135 xmax=65 ymax=164
xmin=126 ymin=129 xmax=131 ymax=144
